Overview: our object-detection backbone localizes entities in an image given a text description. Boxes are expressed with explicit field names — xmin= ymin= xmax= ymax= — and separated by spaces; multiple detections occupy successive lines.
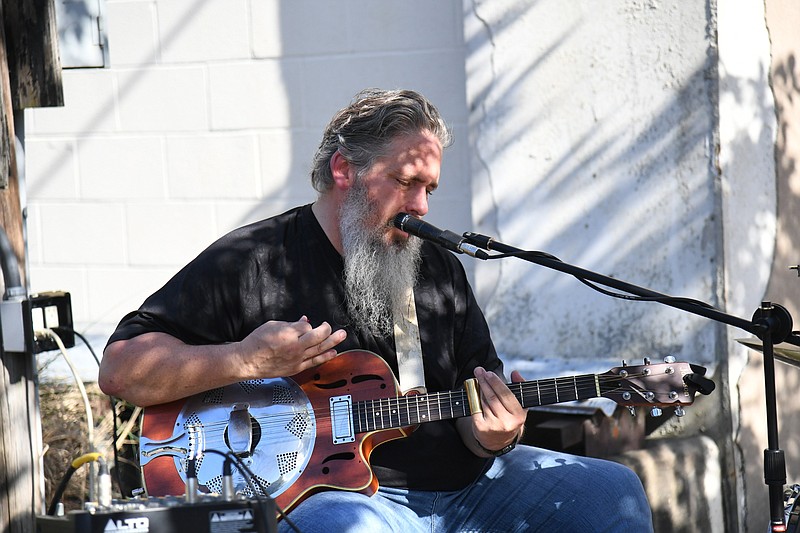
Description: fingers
xmin=243 ymin=317 xmax=347 ymax=377
xmin=469 ymin=366 xmax=527 ymax=452
xmin=297 ymin=320 xmax=347 ymax=358
xmin=473 ymin=367 xmax=523 ymax=417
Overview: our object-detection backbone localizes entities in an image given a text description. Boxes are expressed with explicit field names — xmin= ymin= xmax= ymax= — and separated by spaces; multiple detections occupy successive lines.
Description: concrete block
xmin=117 ymin=67 xmax=207 ymax=132
xmin=25 ymin=139 xmax=79 ymax=199
xmin=208 ymin=60 xmax=302 ymax=130
xmin=125 ymin=203 xmax=217 ymax=266
xmin=258 ymin=129 xmax=319 ymax=200
xmin=614 ymin=436 xmax=725 ymax=533
xmin=214 ymin=201 xmax=277 ymax=237
xmin=26 ymin=70 xmax=117 ymax=134
xmin=157 ymin=0 xmax=250 ymax=63
xmin=28 ymin=266 xmax=88 ymax=322
xmin=85 ymin=266 xmax=177 ymax=323
xmin=250 ymin=0 xmax=349 ymax=58
xmin=299 ymin=50 xmax=468 ymax=129
xmin=348 ymin=0 xmax=461 ymax=51
xmin=213 ymin=200 xmax=322 ymax=238
xmin=437 ymin=124 xmax=471 ymax=201
xmin=39 ymin=203 xmax=127 ymax=264
xmin=165 ymin=135 xmax=259 ymax=199
xmin=26 ymin=204 xmax=44 ymax=264
xmin=106 ymin=1 xmax=159 ymax=66
xmin=78 ymin=137 xmax=165 ymax=199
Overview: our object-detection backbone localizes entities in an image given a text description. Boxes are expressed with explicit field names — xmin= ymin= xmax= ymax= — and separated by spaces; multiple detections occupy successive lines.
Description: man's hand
xmin=236 ymin=316 xmax=347 ymax=378
xmin=458 ymin=367 xmax=527 ymax=456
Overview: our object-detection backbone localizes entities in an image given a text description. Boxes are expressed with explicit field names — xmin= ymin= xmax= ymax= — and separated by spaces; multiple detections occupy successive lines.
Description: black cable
xmin=486 ymin=249 xmax=717 ymax=310
xmin=47 ymin=452 xmax=101 ymax=515
xmin=200 ymin=448 xmax=301 ymax=532
xmin=52 ymin=326 xmax=127 ymax=498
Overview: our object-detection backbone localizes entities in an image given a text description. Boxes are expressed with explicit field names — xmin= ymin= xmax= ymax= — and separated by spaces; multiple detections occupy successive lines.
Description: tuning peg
xmin=621 ymin=360 xmax=628 ymax=367
xmin=643 ymin=357 xmax=651 ymax=365
xmin=685 ymin=373 xmax=716 ymax=396
xmin=675 ymin=406 xmax=686 ymax=417
xmin=663 ymin=355 xmax=676 ymax=364
xmin=627 ymin=406 xmax=636 ymax=417
xmin=650 ymin=407 xmax=663 ymax=417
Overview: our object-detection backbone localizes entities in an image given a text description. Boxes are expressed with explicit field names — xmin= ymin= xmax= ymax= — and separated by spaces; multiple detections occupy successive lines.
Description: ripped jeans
xmin=278 ymin=445 xmax=653 ymax=533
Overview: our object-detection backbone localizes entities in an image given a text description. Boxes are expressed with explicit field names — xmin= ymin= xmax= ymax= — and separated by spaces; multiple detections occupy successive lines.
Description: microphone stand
xmin=462 ymin=231 xmax=799 ymax=531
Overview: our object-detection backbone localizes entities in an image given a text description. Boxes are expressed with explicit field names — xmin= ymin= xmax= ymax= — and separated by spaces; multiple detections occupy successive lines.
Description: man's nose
xmin=404 ymin=188 xmax=429 ymax=217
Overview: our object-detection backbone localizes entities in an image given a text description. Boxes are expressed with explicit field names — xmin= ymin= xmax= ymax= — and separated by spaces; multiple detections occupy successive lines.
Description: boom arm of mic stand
xmin=462 ymin=231 xmax=798 ymax=530
xmin=462 ymin=231 xmax=798 ymax=345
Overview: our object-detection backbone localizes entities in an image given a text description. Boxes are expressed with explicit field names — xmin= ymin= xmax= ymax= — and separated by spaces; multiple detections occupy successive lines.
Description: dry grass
xmin=38 ymin=377 xmax=138 ymax=512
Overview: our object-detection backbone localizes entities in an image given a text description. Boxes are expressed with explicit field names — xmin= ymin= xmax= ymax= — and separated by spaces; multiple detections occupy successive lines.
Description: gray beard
xmin=339 ymin=183 xmax=422 ymax=337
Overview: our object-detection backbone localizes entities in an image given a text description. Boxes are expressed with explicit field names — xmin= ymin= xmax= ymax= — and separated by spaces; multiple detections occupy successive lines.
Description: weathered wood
xmin=0 ymin=351 xmax=39 ymax=533
xmin=1 ymin=0 xmax=64 ymax=109
xmin=0 ymin=2 xmax=14 ymax=190
xmin=0 ymin=1 xmax=62 ymax=531
xmin=0 ymin=0 xmax=25 ymax=280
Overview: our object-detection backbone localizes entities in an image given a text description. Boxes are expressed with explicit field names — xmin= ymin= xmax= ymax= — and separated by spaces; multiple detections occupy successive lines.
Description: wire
xmin=52 ymin=326 xmax=130 ymax=498
xmin=37 ymin=328 xmax=98 ymax=503
xmin=37 ymin=328 xmax=96 ymax=448
xmin=486 ymin=249 xmax=717 ymax=310
xmin=47 ymin=452 xmax=102 ymax=515
xmin=56 ymin=327 xmax=101 ymax=367
xmin=200 ymin=448 xmax=302 ymax=533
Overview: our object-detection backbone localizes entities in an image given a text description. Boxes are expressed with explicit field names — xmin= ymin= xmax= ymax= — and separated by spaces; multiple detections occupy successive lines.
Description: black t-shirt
xmin=108 ymin=204 xmax=503 ymax=490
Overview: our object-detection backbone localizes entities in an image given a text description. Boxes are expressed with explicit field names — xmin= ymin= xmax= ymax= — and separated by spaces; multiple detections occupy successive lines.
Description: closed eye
xmin=396 ymin=177 xmax=438 ymax=196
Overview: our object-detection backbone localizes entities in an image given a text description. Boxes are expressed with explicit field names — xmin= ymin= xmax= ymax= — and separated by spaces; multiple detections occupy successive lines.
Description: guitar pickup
xmin=330 ymin=395 xmax=355 ymax=444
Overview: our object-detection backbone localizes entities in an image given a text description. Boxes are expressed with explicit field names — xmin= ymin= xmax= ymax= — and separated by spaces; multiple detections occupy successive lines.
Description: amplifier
xmin=36 ymin=495 xmax=276 ymax=533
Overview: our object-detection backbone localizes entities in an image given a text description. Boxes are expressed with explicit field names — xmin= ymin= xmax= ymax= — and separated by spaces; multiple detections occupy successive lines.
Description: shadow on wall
xmin=29 ymin=0 xmax=209 ymax=198
xmin=765 ymin=52 xmax=800 ymax=319
xmin=741 ymin=51 xmax=800 ymax=533
xmin=473 ymin=60 xmax=724 ymax=364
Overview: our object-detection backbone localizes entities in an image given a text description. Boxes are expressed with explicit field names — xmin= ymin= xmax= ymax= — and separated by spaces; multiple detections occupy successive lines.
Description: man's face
xmin=355 ymin=130 xmax=443 ymax=246
xmin=335 ymin=130 xmax=441 ymax=336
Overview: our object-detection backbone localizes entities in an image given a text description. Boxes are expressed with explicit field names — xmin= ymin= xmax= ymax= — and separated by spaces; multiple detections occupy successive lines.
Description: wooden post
xmin=0 ymin=0 xmax=63 ymax=531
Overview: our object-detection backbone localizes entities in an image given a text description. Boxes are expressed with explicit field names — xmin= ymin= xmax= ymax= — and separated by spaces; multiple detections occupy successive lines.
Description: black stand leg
xmin=759 ymin=303 xmax=788 ymax=531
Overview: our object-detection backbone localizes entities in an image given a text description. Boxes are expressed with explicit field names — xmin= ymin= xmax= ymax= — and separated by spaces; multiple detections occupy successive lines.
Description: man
xmin=100 ymin=88 xmax=653 ymax=531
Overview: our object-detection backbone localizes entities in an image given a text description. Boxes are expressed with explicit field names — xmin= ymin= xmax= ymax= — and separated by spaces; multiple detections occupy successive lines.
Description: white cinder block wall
xmin=19 ymin=0 xmax=784 ymax=529
xmin=24 ymin=0 xmax=471 ymax=378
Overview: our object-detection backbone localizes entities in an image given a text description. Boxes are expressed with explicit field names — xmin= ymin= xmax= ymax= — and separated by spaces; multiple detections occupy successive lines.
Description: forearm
xmin=99 ymin=319 xmax=347 ymax=407
xmin=99 ymin=332 xmax=245 ymax=407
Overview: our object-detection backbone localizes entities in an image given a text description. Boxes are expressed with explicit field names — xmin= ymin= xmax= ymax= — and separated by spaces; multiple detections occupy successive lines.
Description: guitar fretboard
xmin=353 ymin=372 xmax=602 ymax=433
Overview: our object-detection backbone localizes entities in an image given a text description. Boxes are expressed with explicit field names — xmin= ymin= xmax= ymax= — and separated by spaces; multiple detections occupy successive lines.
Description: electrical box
xmin=0 ymin=298 xmax=33 ymax=353
xmin=30 ymin=291 xmax=75 ymax=353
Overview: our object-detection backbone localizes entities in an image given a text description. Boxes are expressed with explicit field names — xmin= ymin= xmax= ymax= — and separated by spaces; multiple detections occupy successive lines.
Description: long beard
xmin=339 ymin=183 xmax=422 ymax=336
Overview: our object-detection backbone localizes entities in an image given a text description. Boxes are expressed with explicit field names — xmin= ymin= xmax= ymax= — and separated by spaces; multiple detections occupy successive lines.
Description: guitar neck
xmin=353 ymin=372 xmax=602 ymax=433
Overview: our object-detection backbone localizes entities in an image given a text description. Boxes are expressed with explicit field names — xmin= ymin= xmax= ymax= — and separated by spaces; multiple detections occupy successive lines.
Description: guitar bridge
xmin=330 ymin=395 xmax=355 ymax=444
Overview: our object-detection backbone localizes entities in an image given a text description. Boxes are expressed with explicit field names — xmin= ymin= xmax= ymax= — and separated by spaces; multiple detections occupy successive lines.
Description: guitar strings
xmin=168 ymin=369 xmax=668 ymax=447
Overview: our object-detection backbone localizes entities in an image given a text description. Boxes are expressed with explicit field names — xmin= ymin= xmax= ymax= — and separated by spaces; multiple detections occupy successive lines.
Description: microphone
xmin=393 ymin=213 xmax=488 ymax=259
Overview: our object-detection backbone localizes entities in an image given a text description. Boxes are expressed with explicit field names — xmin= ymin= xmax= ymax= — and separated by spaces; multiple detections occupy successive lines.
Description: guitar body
xmin=140 ymin=350 xmax=411 ymax=514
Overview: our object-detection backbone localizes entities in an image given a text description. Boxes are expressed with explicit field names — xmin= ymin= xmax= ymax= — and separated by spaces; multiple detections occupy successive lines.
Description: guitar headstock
xmin=599 ymin=358 xmax=715 ymax=416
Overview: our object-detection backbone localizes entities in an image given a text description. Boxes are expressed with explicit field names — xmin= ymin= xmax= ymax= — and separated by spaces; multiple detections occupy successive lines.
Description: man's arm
xmin=99 ymin=317 xmax=347 ymax=407
xmin=456 ymin=367 xmax=527 ymax=457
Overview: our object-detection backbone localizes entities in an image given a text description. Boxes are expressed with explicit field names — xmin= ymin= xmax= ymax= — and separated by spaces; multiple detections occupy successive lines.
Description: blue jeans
xmin=278 ymin=445 xmax=653 ymax=532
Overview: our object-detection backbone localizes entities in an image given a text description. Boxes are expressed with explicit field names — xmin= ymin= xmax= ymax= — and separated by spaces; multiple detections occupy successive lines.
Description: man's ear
xmin=330 ymin=151 xmax=355 ymax=190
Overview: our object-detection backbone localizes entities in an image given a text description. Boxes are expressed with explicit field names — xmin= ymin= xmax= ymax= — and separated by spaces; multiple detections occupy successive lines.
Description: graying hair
xmin=311 ymin=88 xmax=453 ymax=193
